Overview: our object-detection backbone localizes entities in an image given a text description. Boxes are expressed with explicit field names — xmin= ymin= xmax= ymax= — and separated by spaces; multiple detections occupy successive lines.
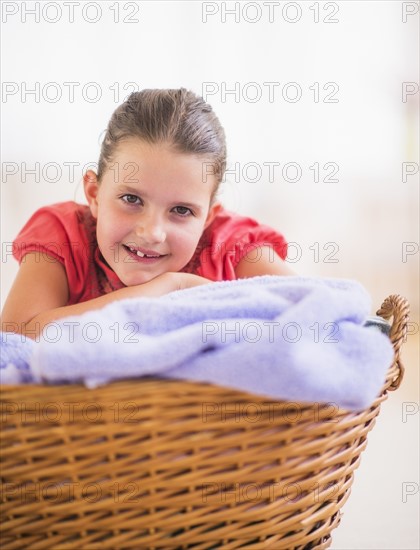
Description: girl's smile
xmin=123 ymin=244 xmax=168 ymax=260
xmin=122 ymin=244 xmax=169 ymax=266
xmin=84 ymin=138 xmax=220 ymax=286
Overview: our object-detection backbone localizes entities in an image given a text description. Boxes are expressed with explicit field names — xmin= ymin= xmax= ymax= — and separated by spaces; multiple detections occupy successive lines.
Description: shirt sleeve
xmin=197 ymin=209 xmax=288 ymax=281
xmin=12 ymin=202 xmax=90 ymax=302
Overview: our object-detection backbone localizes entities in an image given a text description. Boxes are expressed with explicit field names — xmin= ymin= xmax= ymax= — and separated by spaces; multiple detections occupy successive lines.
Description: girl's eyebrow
xmin=116 ymin=185 xmax=204 ymax=212
xmin=117 ymin=184 xmax=142 ymax=194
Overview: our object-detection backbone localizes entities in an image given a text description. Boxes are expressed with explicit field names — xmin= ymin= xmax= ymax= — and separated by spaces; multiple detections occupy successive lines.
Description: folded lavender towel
xmin=0 ymin=276 xmax=394 ymax=410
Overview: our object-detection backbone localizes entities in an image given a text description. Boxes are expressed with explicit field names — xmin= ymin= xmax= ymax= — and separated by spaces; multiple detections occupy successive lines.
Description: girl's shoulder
xmin=206 ymin=205 xmax=286 ymax=251
xmin=16 ymin=201 xmax=93 ymax=237
xmin=13 ymin=201 xmax=95 ymax=261
xmin=184 ymin=205 xmax=288 ymax=280
xmin=26 ymin=200 xmax=90 ymax=222
xmin=12 ymin=201 xmax=106 ymax=304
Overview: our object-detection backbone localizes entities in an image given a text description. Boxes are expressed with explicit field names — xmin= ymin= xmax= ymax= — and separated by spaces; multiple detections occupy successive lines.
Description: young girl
xmin=2 ymin=88 xmax=294 ymax=339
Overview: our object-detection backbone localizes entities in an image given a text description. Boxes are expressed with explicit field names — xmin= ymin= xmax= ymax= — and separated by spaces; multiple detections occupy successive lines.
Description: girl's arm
xmin=1 ymin=253 xmax=210 ymax=340
xmin=235 ymin=245 xmax=296 ymax=278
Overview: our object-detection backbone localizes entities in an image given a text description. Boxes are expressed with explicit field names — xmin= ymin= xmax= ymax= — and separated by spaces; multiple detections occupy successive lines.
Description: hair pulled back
xmin=97 ymin=88 xmax=227 ymax=197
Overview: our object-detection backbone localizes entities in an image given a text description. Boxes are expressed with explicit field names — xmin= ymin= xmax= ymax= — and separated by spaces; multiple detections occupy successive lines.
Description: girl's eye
xmin=121 ymin=194 xmax=141 ymax=205
xmin=173 ymin=206 xmax=193 ymax=217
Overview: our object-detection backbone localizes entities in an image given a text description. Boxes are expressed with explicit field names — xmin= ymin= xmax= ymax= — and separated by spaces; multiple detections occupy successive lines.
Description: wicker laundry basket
xmin=0 ymin=294 xmax=409 ymax=549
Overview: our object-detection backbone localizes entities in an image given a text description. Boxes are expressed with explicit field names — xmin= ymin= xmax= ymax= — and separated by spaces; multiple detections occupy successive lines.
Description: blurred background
xmin=1 ymin=1 xmax=419 ymax=548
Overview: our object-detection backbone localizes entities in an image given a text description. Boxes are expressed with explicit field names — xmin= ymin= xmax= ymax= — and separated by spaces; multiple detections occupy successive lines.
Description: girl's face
xmin=84 ymin=138 xmax=220 ymax=286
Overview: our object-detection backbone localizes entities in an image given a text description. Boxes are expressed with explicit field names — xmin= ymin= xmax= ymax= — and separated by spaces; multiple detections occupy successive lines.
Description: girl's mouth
xmin=123 ymin=245 xmax=167 ymax=263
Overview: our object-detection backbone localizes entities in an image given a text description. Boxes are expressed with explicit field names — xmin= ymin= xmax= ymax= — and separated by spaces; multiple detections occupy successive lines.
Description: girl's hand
xmin=172 ymin=272 xmax=213 ymax=292
xmin=130 ymin=272 xmax=212 ymax=297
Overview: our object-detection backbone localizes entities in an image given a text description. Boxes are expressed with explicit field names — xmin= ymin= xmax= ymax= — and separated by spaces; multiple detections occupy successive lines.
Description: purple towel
xmin=1 ymin=276 xmax=394 ymax=411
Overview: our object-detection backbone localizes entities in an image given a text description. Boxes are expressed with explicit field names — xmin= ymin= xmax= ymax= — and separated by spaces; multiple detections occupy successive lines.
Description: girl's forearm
xmin=18 ymin=272 xmax=210 ymax=340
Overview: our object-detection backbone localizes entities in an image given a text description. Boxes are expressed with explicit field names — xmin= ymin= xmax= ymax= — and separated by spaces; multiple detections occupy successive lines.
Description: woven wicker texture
xmin=0 ymin=295 xmax=409 ymax=549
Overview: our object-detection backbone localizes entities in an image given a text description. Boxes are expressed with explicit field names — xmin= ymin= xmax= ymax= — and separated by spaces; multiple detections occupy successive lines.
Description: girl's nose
xmin=135 ymin=216 xmax=166 ymax=244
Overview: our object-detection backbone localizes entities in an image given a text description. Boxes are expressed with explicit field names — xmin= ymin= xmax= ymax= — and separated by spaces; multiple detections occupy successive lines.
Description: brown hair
xmin=97 ymin=88 xmax=227 ymax=200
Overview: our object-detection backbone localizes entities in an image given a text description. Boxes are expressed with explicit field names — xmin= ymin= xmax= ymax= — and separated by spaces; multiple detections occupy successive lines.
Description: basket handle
xmin=376 ymin=294 xmax=410 ymax=390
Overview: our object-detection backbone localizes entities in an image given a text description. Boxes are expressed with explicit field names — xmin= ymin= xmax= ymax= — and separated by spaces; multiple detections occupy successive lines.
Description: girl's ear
xmin=204 ymin=202 xmax=223 ymax=229
xmin=83 ymin=170 xmax=100 ymax=219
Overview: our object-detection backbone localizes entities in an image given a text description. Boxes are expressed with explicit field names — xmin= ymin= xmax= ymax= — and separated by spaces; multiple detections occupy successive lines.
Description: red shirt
xmin=12 ymin=201 xmax=287 ymax=305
